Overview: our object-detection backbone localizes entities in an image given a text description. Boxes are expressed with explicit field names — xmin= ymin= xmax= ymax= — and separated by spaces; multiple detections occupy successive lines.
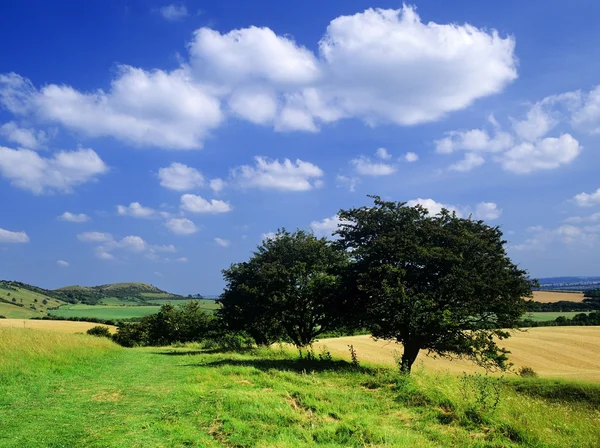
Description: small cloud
xmin=473 ymin=202 xmax=502 ymax=220
xmin=57 ymin=260 xmax=69 ymax=267
xmin=154 ymin=271 xmax=164 ymax=277
xmin=351 ymin=156 xmax=396 ymax=176
xmin=336 ymin=175 xmax=359 ymax=192
xmin=165 ymin=218 xmax=199 ymax=235
xmin=404 ymin=152 xmax=419 ymax=162
xmin=159 ymin=4 xmax=188 ymax=21
xmin=0 ymin=228 xmax=29 ymax=243
xmin=573 ymin=188 xmax=600 ymax=207
xmin=58 ymin=212 xmax=90 ymax=223
xmin=261 ymin=232 xmax=277 ymax=241
xmin=158 ymin=162 xmax=204 ymax=191
xmin=180 ymin=194 xmax=232 ymax=214
xmin=214 ymin=237 xmax=230 ymax=247
xmin=209 ymin=178 xmax=226 ymax=193
xmin=77 ymin=232 xmax=113 ymax=243
xmin=375 ymin=147 xmax=391 ymax=160
xmin=116 ymin=202 xmax=156 ymax=218
xmin=176 ymin=257 xmax=188 ymax=263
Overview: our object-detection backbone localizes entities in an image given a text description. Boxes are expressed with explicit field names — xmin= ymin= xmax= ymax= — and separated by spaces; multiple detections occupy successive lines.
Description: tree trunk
xmin=400 ymin=340 xmax=421 ymax=374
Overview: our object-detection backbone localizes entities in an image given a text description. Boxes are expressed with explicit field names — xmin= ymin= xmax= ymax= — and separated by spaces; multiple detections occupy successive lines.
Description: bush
xmin=0 ymin=315 xmax=5 ymax=319
xmin=86 ymin=326 xmax=112 ymax=338
xmin=518 ymin=366 xmax=538 ymax=378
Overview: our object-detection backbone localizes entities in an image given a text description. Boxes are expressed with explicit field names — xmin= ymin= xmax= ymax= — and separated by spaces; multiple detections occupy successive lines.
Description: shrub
xmin=518 ymin=366 xmax=538 ymax=378
xmin=86 ymin=326 xmax=112 ymax=338
xmin=0 ymin=315 xmax=5 ymax=319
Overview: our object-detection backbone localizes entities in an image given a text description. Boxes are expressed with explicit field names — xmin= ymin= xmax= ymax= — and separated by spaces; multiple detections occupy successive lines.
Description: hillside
xmin=0 ymin=281 xmax=67 ymax=318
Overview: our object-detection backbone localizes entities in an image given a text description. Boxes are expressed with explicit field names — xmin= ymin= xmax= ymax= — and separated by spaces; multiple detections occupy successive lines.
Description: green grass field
xmin=49 ymin=304 xmax=162 ymax=320
xmin=525 ymin=311 xmax=590 ymax=322
xmin=1 ymin=327 xmax=600 ymax=447
xmin=145 ymin=298 xmax=220 ymax=310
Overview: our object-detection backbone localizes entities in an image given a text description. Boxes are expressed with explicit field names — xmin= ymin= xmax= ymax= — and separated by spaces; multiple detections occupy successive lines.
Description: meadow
xmin=0 ymin=318 xmax=116 ymax=333
xmin=1 ymin=327 xmax=600 ymax=447
xmin=49 ymin=304 xmax=162 ymax=320
xmin=0 ymin=284 xmax=66 ymax=318
xmin=525 ymin=311 xmax=589 ymax=322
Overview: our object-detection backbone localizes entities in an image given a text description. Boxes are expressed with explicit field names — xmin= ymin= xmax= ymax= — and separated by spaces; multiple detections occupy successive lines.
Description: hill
xmin=56 ymin=282 xmax=183 ymax=304
xmin=0 ymin=281 xmax=67 ymax=318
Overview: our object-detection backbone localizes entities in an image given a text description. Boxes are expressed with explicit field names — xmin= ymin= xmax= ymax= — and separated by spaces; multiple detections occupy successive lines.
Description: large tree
xmin=219 ymin=229 xmax=349 ymax=348
xmin=336 ymin=197 xmax=534 ymax=373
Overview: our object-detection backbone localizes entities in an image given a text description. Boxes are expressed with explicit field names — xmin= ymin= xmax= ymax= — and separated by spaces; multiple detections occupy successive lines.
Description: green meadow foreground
xmin=2 ymin=328 xmax=600 ymax=447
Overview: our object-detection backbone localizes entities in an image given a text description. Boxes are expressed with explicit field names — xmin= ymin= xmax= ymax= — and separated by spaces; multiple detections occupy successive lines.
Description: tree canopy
xmin=336 ymin=196 xmax=534 ymax=373
xmin=219 ymin=229 xmax=349 ymax=348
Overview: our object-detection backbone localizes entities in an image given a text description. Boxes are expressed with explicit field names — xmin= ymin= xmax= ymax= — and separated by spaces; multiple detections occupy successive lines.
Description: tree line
xmin=113 ymin=197 xmax=533 ymax=374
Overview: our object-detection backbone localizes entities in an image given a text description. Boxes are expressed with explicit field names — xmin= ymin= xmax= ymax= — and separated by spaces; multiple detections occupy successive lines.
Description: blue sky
xmin=1 ymin=0 xmax=600 ymax=295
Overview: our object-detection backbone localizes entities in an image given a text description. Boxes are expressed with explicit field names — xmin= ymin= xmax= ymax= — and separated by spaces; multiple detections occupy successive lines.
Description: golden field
xmin=0 ymin=319 xmax=116 ymax=333
xmin=316 ymin=327 xmax=600 ymax=383
xmin=532 ymin=290 xmax=584 ymax=302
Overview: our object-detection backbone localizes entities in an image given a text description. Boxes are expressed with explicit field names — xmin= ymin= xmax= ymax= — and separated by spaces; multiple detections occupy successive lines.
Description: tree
xmin=219 ymin=229 xmax=349 ymax=348
xmin=336 ymin=197 xmax=534 ymax=373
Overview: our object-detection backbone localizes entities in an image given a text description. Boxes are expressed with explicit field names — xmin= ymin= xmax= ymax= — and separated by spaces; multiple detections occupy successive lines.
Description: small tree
xmin=87 ymin=326 xmax=112 ymax=338
xmin=336 ymin=197 xmax=533 ymax=373
xmin=220 ymin=229 xmax=348 ymax=348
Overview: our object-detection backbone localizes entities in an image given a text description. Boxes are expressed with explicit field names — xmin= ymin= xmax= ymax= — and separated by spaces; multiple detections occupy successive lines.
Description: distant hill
xmin=56 ymin=282 xmax=183 ymax=304
xmin=536 ymin=277 xmax=600 ymax=291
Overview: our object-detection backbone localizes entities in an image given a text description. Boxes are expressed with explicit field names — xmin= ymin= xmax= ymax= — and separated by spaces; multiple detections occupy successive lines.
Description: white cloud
xmin=0 ymin=121 xmax=46 ymax=149
xmin=77 ymin=232 xmax=113 ymax=243
xmin=261 ymin=232 xmax=278 ymax=241
xmin=117 ymin=235 xmax=147 ymax=252
xmin=512 ymin=103 xmax=556 ymax=142
xmin=159 ymin=4 xmax=188 ymax=21
xmin=116 ymin=202 xmax=156 ymax=218
xmin=404 ymin=152 xmax=418 ymax=162
xmin=448 ymin=153 xmax=485 ymax=172
xmin=336 ymin=174 xmax=359 ymax=192
xmin=310 ymin=215 xmax=350 ymax=238
xmin=57 ymin=260 xmax=69 ymax=267
xmin=214 ymin=237 xmax=230 ymax=247
xmin=376 ymin=147 xmax=391 ymax=160
xmin=436 ymin=129 xmax=513 ymax=154
xmin=571 ymin=86 xmax=600 ymax=134
xmin=0 ymin=146 xmax=107 ymax=194
xmin=565 ymin=212 xmax=600 ymax=224
xmin=406 ymin=198 xmax=459 ymax=216
xmin=158 ymin=162 xmax=204 ymax=191
xmin=0 ymin=7 xmax=516 ymax=147
xmin=58 ymin=212 xmax=90 ymax=223
xmin=153 ymin=244 xmax=176 ymax=253
xmin=473 ymin=202 xmax=502 ymax=220
xmin=0 ymin=228 xmax=29 ymax=243
xmin=0 ymin=68 xmax=222 ymax=150
xmin=512 ymin=225 xmax=597 ymax=251
xmin=180 ymin=194 xmax=232 ymax=213
xmin=351 ymin=156 xmax=396 ymax=176
xmin=499 ymin=134 xmax=581 ymax=174
xmin=573 ymin=188 xmax=600 ymax=207
xmin=232 ymin=157 xmax=323 ymax=191
xmin=176 ymin=257 xmax=188 ymax=263
xmin=154 ymin=271 xmax=164 ymax=277
xmin=209 ymin=178 xmax=226 ymax=193
xmin=165 ymin=218 xmax=199 ymax=235
xmin=96 ymin=249 xmax=114 ymax=260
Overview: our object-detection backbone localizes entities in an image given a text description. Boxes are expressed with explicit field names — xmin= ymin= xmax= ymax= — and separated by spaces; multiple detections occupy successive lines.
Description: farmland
xmin=0 ymin=319 xmax=116 ymax=333
xmin=532 ymin=290 xmax=585 ymax=303
xmin=525 ymin=311 xmax=590 ymax=321
xmin=315 ymin=327 xmax=600 ymax=383
xmin=2 ymin=327 xmax=600 ymax=447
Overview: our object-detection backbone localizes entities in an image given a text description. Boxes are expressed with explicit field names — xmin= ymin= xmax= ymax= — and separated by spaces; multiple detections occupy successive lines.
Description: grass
xmin=0 ymin=302 xmax=39 ymax=319
xmin=1 ymin=328 xmax=600 ymax=447
xmin=49 ymin=304 xmax=162 ymax=320
xmin=525 ymin=311 xmax=590 ymax=322
xmin=145 ymin=298 xmax=220 ymax=310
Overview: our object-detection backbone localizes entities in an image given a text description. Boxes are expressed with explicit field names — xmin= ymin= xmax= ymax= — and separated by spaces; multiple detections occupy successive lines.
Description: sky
xmin=1 ymin=0 xmax=600 ymax=295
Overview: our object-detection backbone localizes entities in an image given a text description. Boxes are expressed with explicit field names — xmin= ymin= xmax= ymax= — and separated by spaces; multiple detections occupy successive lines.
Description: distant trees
xmin=219 ymin=197 xmax=533 ymax=374
xmin=220 ymin=230 xmax=349 ymax=348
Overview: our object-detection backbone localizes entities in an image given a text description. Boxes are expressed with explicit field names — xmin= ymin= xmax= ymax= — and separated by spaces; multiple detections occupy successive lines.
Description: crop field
xmin=49 ymin=304 xmax=161 ymax=320
xmin=315 ymin=327 xmax=600 ymax=383
xmin=1 ymin=328 xmax=600 ymax=447
xmin=532 ymin=290 xmax=585 ymax=302
xmin=0 ymin=319 xmax=116 ymax=333
xmin=525 ymin=311 xmax=589 ymax=321
xmin=145 ymin=298 xmax=220 ymax=310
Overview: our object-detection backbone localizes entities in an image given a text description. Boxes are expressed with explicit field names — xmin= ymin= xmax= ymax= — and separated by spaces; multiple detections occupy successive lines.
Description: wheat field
xmin=532 ymin=290 xmax=585 ymax=302
xmin=316 ymin=327 xmax=600 ymax=382
xmin=0 ymin=319 xmax=116 ymax=333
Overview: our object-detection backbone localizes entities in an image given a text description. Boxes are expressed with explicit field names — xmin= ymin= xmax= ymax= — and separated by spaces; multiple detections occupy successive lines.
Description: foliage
xmin=526 ymin=297 xmax=600 ymax=312
xmin=112 ymin=302 xmax=215 ymax=347
xmin=86 ymin=325 xmax=112 ymax=338
xmin=335 ymin=196 xmax=534 ymax=373
xmin=219 ymin=229 xmax=349 ymax=348
xmin=518 ymin=366 xmax=538 ymax=378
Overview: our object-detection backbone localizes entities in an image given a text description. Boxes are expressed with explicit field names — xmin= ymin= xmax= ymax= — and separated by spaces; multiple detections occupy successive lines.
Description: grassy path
xmin=2 ymin=329 xmax=600 ymax=447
